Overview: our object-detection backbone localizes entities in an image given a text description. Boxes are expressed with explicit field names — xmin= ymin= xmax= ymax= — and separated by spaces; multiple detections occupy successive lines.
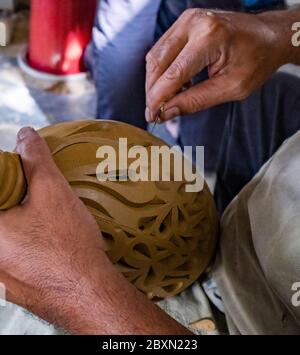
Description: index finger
xmin=146 ymin=41 xmax=210 ymax=122
xmin=145 ymin=31 xmax=186 ymax=95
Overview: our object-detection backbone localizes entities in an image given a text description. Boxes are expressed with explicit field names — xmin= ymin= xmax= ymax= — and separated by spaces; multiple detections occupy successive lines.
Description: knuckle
xmin=205 ymin=17 xmax=221 ymax=33
xmin=182 ymin=9 xmax=207 ymax=28
xmin=202 ymin=17 xmax=227 ymax=39
xmin=163 ymin=35 xmax=181 ymax=49
xmin=152 ymin=35 xmax=182 ymax=63
xmin=182 ymin=9 xmax=229 ymax=40
xmin=21 ymin=137 xmax=40 ymax=155
xmin=180 ymin=52 xmax=195 ymax=71
xmin=145 ymin=51 xmax=152 ymax=62
xmin=146 ymin=90 xmax=156 ymax=107
xmin=186 ymin=94 xmax=205 ymax=113
xmin=146 ymin=52 xmax=159 ymax=74
xmin=182 ymin=8 xmax=194 ymax=19
xmin=205 ymin=15 xmax=218 ymax=26
xmin=183 ymin=8 xmax=201 ymax=19
xmin=164 ymin=61 xmax=184 ymax=82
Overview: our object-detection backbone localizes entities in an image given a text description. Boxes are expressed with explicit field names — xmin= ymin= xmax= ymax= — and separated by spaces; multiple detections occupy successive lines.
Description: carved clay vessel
xmin=0 ymin=120 xmax=218 ymax=299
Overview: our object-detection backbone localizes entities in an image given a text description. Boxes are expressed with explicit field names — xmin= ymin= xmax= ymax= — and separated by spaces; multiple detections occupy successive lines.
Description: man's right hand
xmin=145 ymin=9 xmax=299 ymax=123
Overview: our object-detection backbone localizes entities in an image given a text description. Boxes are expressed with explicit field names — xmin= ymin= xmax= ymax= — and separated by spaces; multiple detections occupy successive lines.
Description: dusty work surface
xmin=0 ymin=10 xmax=97 ymax=151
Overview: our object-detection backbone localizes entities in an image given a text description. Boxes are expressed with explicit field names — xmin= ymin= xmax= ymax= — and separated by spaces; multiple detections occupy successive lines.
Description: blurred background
xmin=0 ymin=0 xmax=97 ymax=152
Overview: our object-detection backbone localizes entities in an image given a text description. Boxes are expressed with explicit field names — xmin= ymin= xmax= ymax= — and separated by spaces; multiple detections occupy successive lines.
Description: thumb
xmin=160 ymin=75 xmax=235 ymax=121
xmin=16 ymin=127 xmax=57 ymax=184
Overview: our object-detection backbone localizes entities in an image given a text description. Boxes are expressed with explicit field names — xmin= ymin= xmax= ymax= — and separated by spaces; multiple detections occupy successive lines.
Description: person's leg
xmin=215 ymin=72 xmax=300 ymax=213
xmin=90 ymin=0 xmax=161 ymax=129
xmin=213 ymin=127 xmax=300 ymax=335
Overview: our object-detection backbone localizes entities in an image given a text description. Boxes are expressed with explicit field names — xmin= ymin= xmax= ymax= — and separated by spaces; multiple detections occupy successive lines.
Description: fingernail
xmin=162 ymin=107 xmax=180 ymax=121
xmin=17 ymin=127 xmax=35 ymax=141
xmin=145 ymin=107 xmax=153 ymax=122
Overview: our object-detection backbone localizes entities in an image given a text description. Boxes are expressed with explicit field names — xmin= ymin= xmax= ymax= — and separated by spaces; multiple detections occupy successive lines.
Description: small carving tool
xmin=150 ymin=104 xmax=165 ymax=134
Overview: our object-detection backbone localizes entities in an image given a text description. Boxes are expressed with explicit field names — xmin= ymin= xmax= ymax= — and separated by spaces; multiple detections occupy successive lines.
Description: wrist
xmin=21 ymin=248 xmax=110 ymax=334
xmin=50 ymin=250 xmax=110 ymax=334
xmin=258 ymin=10 xmax=300 ymax=66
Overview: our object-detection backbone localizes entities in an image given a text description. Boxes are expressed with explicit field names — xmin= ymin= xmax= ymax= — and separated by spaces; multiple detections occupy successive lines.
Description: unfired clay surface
xmin=0 ymin=120 xmax=218 ymax=298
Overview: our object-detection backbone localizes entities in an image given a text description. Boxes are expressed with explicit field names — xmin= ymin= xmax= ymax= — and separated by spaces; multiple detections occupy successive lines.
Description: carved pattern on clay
xmin=0 ymin=120 xmax=219 ymax=299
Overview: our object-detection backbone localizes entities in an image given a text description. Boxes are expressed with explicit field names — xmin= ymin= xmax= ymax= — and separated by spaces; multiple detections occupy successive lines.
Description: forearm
xmin=47 ymin=251 xmax=191 ymax=335
xmin=259 ymin=10 xmax=300 ymax=66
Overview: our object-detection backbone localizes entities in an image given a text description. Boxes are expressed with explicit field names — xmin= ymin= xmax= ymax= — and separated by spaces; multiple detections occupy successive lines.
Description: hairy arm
xmin=55 ymin=250 xmax=190 ymax=335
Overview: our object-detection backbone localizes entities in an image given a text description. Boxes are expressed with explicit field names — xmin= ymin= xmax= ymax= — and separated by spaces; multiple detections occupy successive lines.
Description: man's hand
xmin=0 ymin=128 xmax=189 ymax=335
xmin=145 ymin=9 xmax=300 ymax=123
xmin=0 ymin=127 xmax=106 ymax=327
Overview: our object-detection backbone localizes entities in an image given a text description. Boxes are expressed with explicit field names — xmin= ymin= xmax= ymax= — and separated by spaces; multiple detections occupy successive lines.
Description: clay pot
xmin=0 ymin=120 xmax=218 ymax=299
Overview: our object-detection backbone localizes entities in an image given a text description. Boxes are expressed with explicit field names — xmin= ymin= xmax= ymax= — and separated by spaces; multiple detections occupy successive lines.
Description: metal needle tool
xmin=150 ymin=104 xmax=165 ymax=134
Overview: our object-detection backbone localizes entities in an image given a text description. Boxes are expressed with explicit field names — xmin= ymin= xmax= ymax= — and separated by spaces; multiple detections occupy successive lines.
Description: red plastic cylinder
xmin=28 ymin=0 xmax=97 ymax=75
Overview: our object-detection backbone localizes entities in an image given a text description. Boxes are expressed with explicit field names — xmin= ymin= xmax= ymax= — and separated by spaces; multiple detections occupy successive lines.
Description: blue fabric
xmin=243 ymin=0 xmax=285 ymax=9
xmin=215 ymin=73 xmax=300 ymax=213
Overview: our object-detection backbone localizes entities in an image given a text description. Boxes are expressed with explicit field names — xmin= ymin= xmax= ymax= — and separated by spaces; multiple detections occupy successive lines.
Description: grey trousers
xmin=213 ymin=129 xmax=300 ymax=334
